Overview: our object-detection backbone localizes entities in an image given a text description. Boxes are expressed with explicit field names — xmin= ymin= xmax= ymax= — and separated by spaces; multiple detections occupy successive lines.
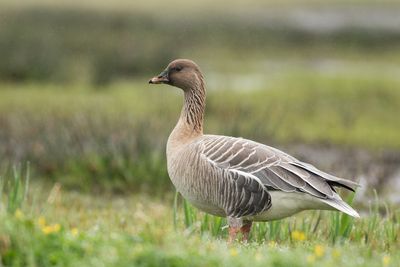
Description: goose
xmin=149 ymin=59 xmax=360 ymax=242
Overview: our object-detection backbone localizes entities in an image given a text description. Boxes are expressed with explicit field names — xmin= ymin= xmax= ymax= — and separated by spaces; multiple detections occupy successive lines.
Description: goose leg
xmin=240 ymin=220 xmax=252 ymax=242
xmin=228 ymin=226 xmax=240 ymax=243
xmin=227 ymin=217 xmax=243 ymax=243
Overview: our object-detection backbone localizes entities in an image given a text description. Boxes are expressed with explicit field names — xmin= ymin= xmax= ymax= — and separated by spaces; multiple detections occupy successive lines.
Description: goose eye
xmin=174 ymin=67 xmax=182 ymax=72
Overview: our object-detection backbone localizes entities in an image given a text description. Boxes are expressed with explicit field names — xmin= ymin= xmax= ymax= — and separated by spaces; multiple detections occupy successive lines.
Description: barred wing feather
xmin=201 ymin=135 xmax=360 ymax=218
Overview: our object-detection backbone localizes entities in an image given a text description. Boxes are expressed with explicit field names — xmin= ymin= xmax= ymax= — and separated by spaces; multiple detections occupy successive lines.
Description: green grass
xmin=0 ymin=168 xmax=398 ymax=267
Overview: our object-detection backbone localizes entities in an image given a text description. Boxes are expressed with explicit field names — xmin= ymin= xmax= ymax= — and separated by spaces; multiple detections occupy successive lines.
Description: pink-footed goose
xmin=149 ymin=59 xmax=359 ymax=242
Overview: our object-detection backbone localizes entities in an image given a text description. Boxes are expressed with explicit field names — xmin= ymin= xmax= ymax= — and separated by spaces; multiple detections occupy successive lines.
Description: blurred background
xmin=1 ymin=0 xmax=399 ymax=205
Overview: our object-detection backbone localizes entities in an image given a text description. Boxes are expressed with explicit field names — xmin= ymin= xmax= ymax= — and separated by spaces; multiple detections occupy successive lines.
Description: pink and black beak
xmin=149 ymin=69 xmax=169 ymax=84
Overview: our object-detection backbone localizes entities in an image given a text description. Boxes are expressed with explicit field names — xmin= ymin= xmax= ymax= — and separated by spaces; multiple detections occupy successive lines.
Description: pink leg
xmin=240 ymin=221 xmax=253 ymax=242
xmin=228 ymin=226 xmax=240 ymax=243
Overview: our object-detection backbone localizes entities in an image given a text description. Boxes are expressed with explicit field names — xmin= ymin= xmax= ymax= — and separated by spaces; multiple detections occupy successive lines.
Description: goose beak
xmin=149 ymin=69 xmax=169 ymax=84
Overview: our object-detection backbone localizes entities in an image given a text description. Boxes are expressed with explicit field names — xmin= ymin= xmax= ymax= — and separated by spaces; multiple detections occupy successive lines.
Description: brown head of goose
xmin=149 ymin=59 xmax=359 ymax=242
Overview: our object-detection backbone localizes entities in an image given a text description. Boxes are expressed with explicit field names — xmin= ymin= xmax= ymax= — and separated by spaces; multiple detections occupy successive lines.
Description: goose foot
xmin=228 ymin=226 xmax=240 ymax=243
xmin=240 ymin=221 xmax=252 ymax=243
xmin=227 ymin=217 xmax=252 ymax=243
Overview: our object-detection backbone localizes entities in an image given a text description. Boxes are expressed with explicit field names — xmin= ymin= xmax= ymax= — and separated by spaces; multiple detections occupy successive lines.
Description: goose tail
xmin=320 ymin=194 xmax=360 ymax=218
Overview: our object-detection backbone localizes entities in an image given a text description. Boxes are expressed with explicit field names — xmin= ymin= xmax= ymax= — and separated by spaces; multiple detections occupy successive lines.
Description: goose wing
xmin=200 ymin=135 xmax=359 ymax=218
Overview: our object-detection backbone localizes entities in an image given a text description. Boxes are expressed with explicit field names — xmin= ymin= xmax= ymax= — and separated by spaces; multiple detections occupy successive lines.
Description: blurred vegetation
xmin=1 ymin=73 xmax=399 ymax=191
xmin=0 ymin=1 xmax=399 ymax=193
xmin=0 ymin=9 xmax=178 ymax=84
xmin=0 ymin=4 xmax=400 ymax=84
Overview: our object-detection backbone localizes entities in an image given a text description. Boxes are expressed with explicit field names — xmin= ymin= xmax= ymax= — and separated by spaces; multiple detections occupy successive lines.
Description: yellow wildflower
xmin=332 ymin=249 xmax=341 ymax=259
xmin=53 ymin=224 xmax=61 ymax=232
xmin=14 ymin=209 xmax=24 ymax=220
xmin=71 ymin=228 xmax=79 ymax=237
xmin=42 ymin=225 xmax=54 ymax=235
xmin=38 ymin=216 xmax=46 ymax=227
xmin=307 ymin=255 xmax=316 ymax=263
xmin=291 ymin=230 xmax=306 ymax=241
xmin=382 ymin=255 xmax=390 ymax=266
xmin=268 ymin=240 xmax=277 ymax=247
xmin=314 ymin=245 xmax=325 ymax=258
xmin=42 ymin=224 xmax=61 ymax=235
xmin=229 ymin=248 xmax=238 ymax=257
xmin=255 ymin=252 xmax=262 ymax=261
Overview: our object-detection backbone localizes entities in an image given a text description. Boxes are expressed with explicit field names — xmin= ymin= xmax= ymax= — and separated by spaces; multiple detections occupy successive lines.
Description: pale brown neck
xmin=182 ymin=82 xmax=205 ymax=132
xmin=170 ymin=76 xmax=206 ymax=143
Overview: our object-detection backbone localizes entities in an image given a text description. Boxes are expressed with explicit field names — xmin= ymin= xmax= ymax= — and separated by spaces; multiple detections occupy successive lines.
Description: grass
xmin=0 ymin=167 xmax=399 ymax=267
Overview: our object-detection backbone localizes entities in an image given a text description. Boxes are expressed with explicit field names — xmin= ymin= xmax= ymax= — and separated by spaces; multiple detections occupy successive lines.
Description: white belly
xmin=250 ymin=191 xmax=332 ymax=221
xmin=183 ymin=190 xmax=332 ymax=221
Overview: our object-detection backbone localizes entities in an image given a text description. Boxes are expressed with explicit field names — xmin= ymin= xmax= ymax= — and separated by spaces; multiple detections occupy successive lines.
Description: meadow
xmin=0 ymin=166 xmax=398 ymax=267
xmin=1 ymin=0 xmax=400 ymax=266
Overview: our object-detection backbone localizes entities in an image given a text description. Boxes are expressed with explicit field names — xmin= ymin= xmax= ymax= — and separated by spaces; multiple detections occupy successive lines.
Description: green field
xmin=1 ymin=0 xmax=400 ymax=266
xmin=0 ymin=168 xmax=399 ymax=267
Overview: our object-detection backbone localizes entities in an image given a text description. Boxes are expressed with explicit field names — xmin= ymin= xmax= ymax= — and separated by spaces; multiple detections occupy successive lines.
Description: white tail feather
xmin=320 ymin=195 xmax=360 ymax=218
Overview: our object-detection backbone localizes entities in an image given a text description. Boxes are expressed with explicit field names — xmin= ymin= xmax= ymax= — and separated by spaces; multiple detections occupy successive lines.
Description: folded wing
xmin=201 ymin=135 xmax=360 ymax=218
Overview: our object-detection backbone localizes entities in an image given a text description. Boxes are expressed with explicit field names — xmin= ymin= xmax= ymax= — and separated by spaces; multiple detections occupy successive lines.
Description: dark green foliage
xmin=0 ymin=165 xmax=30 ymax=214
xmin=0 ymin=9 xmax=178 ymax=84
xmin=0 ymin=7 xmax=400 ymax=84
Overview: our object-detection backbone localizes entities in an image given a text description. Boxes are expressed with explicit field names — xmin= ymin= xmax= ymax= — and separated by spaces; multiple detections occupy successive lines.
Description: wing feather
xmin=201 ymin=135 xmax=359 ymax=218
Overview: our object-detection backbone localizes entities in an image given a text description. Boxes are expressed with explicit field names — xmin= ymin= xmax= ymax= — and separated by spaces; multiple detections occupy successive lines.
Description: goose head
xmin=149 ymin=59 xmax=204 ymax=91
